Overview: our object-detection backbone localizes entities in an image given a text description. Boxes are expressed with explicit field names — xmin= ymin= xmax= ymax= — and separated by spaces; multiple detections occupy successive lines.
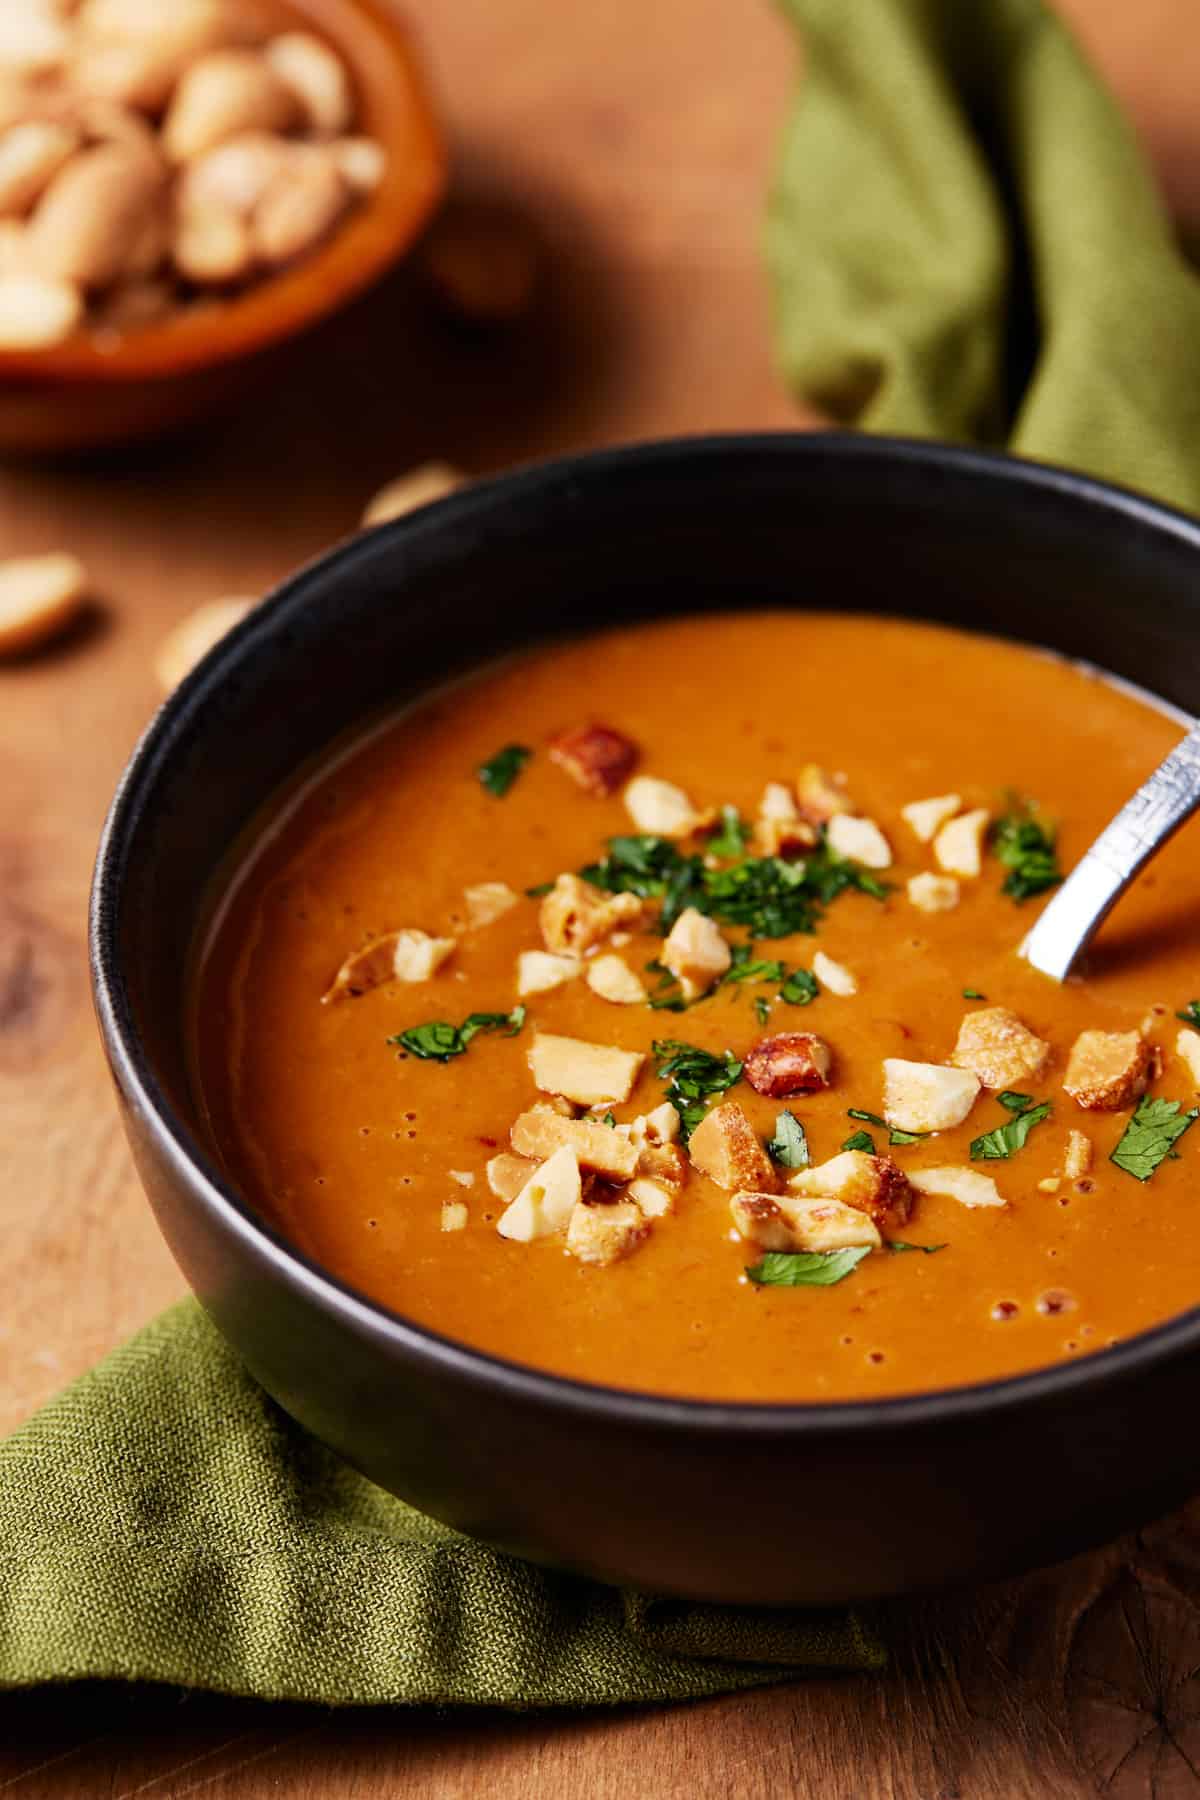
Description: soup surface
xmin=191 ymin=613 xmax=1200 ymax=1402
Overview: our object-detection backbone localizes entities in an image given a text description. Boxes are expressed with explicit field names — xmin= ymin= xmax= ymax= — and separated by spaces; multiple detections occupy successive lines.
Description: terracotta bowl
xmin=0 ymin=0 xmax=446 ymax=454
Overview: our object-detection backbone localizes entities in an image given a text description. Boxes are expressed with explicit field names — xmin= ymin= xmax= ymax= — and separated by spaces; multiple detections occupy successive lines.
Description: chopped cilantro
xmin=887 ymin=1240 xmax=947 ymax=1255
xmin=998 ymin=1091 xmax=1035 ymax=1113
xmin=570 ymin=830 xmax=888 ymax=940
xmin=842 ymin=1129 xmax=876 ymax=1153
xmin=707 ymin=805 xmax=748 ymax=859
xmin=990 ymin=801 xmax=1062 ymax=901
xmin=478 ymin=744 xmax=531 ymax=797
xmin=721 ymin=945 xmax=786 ymax=986
xmin=847 ymin=1107 xmax=926 ymax=1148
xmin=644 ymin=959 xmax=689 ymax=1013
xmin=652 ymin=1038 xmax=743 ymax=1141
xmin=767 ymin=1110 xmax=809 ymax=1169
xmin=524 ymin=879 xmax=554 ymax=898
xmin=970 ymin=1098 xmax=1051 ymax=1160
xmin=1176 ymin=1001 xmax=1200 ymax=1028
xmin=754 ymin=995 xmax=770 ymax=1026
xmin=1110 ymin=1094 xmax=1199 ymax=1181
xmin=391 ymin=1004 xmax=526 ymax=1063
xmin=746 ymin=1247 xmax=871 ymax=1288
xmin=602 ymin=1112 xmax=616 ymax=1128
xmin=962 ymin=987 xmax=986 ymax=1000
xmin=780 ymin=968 xmax=819 ymax=1006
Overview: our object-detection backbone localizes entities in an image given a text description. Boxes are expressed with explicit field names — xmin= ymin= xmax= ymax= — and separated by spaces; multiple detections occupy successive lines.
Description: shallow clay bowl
xmin=0 ymin=0 xmax=445 ymax=454
xmin=90 ymin=434 xmax=1200 ymax=1606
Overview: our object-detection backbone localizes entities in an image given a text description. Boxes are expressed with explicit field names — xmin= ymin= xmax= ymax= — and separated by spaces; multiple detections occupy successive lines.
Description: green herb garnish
xmin=707 ymin=805 xmax=748 ymax=859
xmin=962 ymin=987 xmax=986 ymax=1000
xmin=746 ymin=1247 xmax=871 ymax=1288
xmin=644 ymin=959 xmax=689 ymax=1013
xmin=602 ymin=1112 xmax=616 ymax=1128
xmin=478 ymin=744 xmax=531 ymax=798
xmin=574 ymin=832 xmax=888 ymax=939
xmin=842 ymin=1129 xmax=876 ymax=1153
xmin=846 ymin=1107 xmax=926 ymax=1148
xmin=888 ymin=1240 xmax=947 ymax=1255
xmin=998 ymin=1090 xmax=1035 ymax=1112
xmin=767 ymin=1110 xmax=809 ymax=1169
xmin=1176 ymin=1001 xmax=1200 ymax=1028
xmin=1110 ymin=1094 xmax=1200 ymax=1181
xmin=754 ymin=995 xmax=770 ymax=1026
xmin=780 ymin=968 xmax=819 ymax=1006
xmin=652 ymin=1038 xmax=743 ymax=1140
xmin=721 ymin=946 xmax=785 ymax=986
xmin=990 ymin=801 xmax=1062 ymax=901
xmin=970 ymin=1098 xmax=1051 ymax=1160
xmin=524 ymin=879 xmax=554 ymax=898
xmin=391 ymin=1004 xmax=526 ymax=1064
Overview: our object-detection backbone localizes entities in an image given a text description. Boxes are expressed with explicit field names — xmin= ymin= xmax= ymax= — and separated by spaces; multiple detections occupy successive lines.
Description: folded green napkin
xmin=769 ymin=0 xmax=1200 ymax=514
xmin=5 ymin=0 xmax=1196 ymax=1710
xmin=0 ymin=1303 xmax=881 ymax=1702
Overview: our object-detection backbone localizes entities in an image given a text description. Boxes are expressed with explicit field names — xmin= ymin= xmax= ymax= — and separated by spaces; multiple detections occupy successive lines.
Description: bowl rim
xmin=0 ymin=0 xmax=446 ymax=384
xmin=90 ymin=429 xmax=1200 ymax=1436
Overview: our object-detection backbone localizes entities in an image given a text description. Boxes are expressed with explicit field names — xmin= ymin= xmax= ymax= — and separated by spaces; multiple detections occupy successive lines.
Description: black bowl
xmin=90 ymin=434 xmax=1200 ymax=1606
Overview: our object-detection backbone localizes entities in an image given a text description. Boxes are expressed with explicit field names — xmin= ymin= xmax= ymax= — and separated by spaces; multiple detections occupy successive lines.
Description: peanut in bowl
xmin=0 ymin=0 xmax=445 ymax=452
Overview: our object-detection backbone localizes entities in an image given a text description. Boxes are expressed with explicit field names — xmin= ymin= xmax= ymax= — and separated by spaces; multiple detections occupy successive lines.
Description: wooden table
xmin=4 ymin=1 xmax=1200 ymax=1792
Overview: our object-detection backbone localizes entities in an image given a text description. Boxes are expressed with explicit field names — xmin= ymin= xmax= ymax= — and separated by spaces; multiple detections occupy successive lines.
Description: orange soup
xmin=190 ymin=613 xmax=1200 ymax=1401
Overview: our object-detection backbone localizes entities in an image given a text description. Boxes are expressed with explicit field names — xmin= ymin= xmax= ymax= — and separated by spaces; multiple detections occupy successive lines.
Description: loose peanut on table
xmin=361 ymin=463 xmax=464 ymax=529
xmin=0 ymin=552 xmax=89 ymax=656
xmin=154 ymin=596 xmax=252 ymax=691
xmin=0 ymin=2 xmax=386 ymax=347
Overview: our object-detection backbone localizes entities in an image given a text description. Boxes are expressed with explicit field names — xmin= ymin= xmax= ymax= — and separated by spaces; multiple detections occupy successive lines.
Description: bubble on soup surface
xmin=991 ymin=1300 xmax=1019 ymax=1321
xmin=1036 ymin=1288 xmax=1077 ymax=1317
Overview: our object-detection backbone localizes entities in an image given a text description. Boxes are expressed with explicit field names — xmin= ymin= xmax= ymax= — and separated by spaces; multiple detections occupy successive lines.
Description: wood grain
xmin=3 ymin=0 xmax=1200 ymax=1793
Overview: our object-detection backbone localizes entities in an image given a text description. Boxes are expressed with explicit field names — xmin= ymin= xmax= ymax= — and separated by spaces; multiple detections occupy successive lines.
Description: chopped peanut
xmin=539 ymin=873 xmax=645 ymax=955
xmin=629 ymin=1102 xmax=680 ymax=1148
xmin=901 ymin=794 xmax=962 ymax=843
xmin=322 ymin=928 xmax=454 ymax=1002
xmin=464 ymin=881 xmax=519 ymax=929
xmin=510 ymin=1109 xmax=639 ymax=1181
xmin=440 ymin=1201 xmax=468 ymax=1233
xmin=743 ymin=1032 xmax=833 ymax=1099
xmin=796 ymin=764 xmax=851 ymax=824
xmin=566 ymin=1197 xmax=649 ymax=1266
xmin=1063 ymin=1030 xmax=1152 ymax=1112
xmin=390 ymin=928 xmax=456 ymax=983
xmin=951 ymin=1007 xmax=1050 ymax=1090
xmin=826 ymin=814 xmax=892 ymax=869
xmin=1176 ymin=1027 xmax=1200 ymax=1088
xmin=882 ymin=1059 xmax=980 ymax=1133
xmin=497 ymin=1144 xmax=581 ymax=1242
xmin=1063 ymin=1130 xmax=1093 ymax=1181
xmin=787 ymin=1150 xmax=912 ymax=1228
xmin=812 ymin=950 xmax=857 ymax=996
xmin=1037 ymin=1176 xmax=1062 ymax=1195
xmin=908 ymin=1166 xmax=1005 ymax=1209
xmin=528 ymin=1032 xmax=644 ymax=1107
xmin=687 ymin=1101 xmax=778 ymax=1193
xmin=636 ymin=1140 xmax=688 ymax=1190
xmin=731 ymin=1190 xmax=881 ymax=1253
xmin=586 ymin=953 xmax=647 ymax=1005
xmin=660 ymin=907 xmax=730 ymax=1001
xmin=753 ymin=781 xmax=817 ymax=856
xmin=907 ymin=872 xmax=960 ymax=914
xmin=761 ymin=781 xmax=798 ymax=823
xmin=933 ymin=808 xmax=990 ymax=878
xmin=486 ymin=1152 xmax=537 ymax=1203
xmin=627 ymin=1177 xmax=675 ymax=1219
xmin=547 ymin=722 xmax=639 ymax=796
xmin=517 ymin=949 xmax=581 ymax=997
xmin=623 ymin=775 xmax=706 ymax=838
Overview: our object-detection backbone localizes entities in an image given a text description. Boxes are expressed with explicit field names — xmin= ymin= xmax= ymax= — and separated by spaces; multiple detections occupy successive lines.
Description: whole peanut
xmin=253 ymin=147 xmax=347 ymax=266
xmin=25 ymin=140 xmax=164 ymax=287
xmin=162 ymin=50 xmax=296 ymax=164
xmin=0 ymin=272 xmax=83 ymax=349
xmin=264 ymin=33 xmax=353 ymax=137
xmin=0 ymin=120 xmax=81 ymax=218
xmin=177 ymin=130 xmax=292 ymax=218
xmin=173 ymin=204 xmax=251 ymax=285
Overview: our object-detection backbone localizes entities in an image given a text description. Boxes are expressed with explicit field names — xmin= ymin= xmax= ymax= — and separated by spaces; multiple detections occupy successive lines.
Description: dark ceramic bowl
xmin=90 ymin=434 xmax=1200 ymax=1606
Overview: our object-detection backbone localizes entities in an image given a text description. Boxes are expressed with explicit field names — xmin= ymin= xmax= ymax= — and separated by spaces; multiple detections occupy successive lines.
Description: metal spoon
xmin=1020 ymin=719 xmax=1200 ymax=981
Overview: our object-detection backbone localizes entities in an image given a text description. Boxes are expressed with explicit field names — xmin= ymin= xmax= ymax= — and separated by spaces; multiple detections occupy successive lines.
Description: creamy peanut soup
xmin=190 ymin=613 xmax=1200 ymax=1402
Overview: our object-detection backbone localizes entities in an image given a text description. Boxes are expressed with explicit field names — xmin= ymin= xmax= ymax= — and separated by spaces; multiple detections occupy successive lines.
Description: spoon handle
xmin=1020 ymin=720 xmax=1200 ymax=981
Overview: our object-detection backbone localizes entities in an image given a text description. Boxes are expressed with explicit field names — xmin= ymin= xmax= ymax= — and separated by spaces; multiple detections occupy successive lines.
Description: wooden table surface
xmin=4 ymin=1 xmax=1200 ymax=1794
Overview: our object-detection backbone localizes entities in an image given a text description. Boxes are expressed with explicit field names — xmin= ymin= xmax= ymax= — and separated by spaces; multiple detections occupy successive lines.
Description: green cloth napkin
xmin=0 ymin=1303 xmax=882 ymax=1703
xmin=6 ymin=0 xmax=1196 ymax=1711
xmin=769 ymin=0 xmax=1200 ymax=514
